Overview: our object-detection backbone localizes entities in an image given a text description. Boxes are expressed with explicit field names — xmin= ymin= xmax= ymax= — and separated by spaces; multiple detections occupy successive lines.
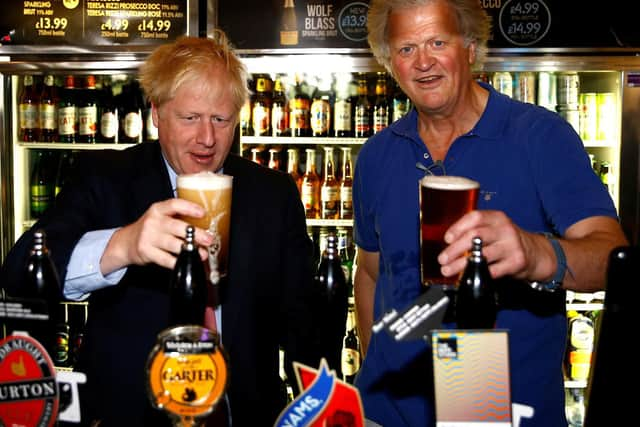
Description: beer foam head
xmin=420 ymin=175 xmax=479 ymax=191
xmin=177 ymin=171 xmax=233 ymax=190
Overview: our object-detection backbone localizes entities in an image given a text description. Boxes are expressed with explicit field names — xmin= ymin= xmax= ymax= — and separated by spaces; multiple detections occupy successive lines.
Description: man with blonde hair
xmin=1 ymin=32 xmax=321 ymax=426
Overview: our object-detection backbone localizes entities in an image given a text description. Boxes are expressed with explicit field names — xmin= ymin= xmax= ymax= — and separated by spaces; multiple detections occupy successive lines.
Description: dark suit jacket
xmin=1 ymin=143 xmax=321 ymax=426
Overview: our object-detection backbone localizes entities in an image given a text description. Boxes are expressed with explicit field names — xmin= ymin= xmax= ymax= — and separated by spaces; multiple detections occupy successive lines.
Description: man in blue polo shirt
xmin=353 ymin=1 xmax=628 ymax=426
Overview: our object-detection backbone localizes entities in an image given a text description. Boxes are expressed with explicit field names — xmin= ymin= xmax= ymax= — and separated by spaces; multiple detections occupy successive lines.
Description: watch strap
xmin=529 ymin=233 xmax=566 ymax=292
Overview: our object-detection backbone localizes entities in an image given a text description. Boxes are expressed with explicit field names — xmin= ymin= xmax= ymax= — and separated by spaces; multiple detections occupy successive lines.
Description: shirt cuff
xmin=63 ymin=228 xmax=127 ymax=301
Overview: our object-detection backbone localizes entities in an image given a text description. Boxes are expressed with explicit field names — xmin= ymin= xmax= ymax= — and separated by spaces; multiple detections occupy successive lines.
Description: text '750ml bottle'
xmin=168 ymin=225 xmax=207 ymax=326
xmin=455 ymin=237 xmax=497 ymax=329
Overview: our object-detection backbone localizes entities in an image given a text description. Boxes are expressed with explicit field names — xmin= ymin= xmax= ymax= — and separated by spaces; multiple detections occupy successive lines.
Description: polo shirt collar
xmin=390 ymin=81 xmax=509 ymax=143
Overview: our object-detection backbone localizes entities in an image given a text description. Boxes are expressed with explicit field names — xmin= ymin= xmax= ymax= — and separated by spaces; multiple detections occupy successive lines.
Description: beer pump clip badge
xmin=146 ymin=325 xmax=228 ymax=424
xmin=0 ymin=333 xmax=59 ymax=427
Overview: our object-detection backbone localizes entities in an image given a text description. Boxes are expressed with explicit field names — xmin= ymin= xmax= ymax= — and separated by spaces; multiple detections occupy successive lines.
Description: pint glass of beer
xmin=420 ymin=175 xmax=479 ymax=289
xmin=176 ymin=172 xmax=233 ymax=285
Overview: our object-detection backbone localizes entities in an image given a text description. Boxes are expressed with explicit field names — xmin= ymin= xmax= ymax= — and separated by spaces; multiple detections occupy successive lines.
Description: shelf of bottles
xmin=12 ymin=72 xmax=157 ymax=235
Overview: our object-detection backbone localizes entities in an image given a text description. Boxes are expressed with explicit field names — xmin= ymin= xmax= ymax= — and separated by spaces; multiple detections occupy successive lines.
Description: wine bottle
xmin=19 ymin=75 xmax=40 ymax=142
xmin=39 ymin=74 xmax=58 ymax=142
xmin=78 ymin=75 xmax=98 ymax=143
xmin=57 ymin=75 xmax=78 ymax=143
xmin=119 ymin=79 xmax=143 ymax=144
xmin=455 ymin=237 xmax=497 ymax=329
xmin=280 ymin=0 xmax=299 ymax=46
xmin=314 ymin=232 xmax=349 ymax=379
xmin=99 ymin=76 xmax=119 ymax=143
xmin=168 ymin=225 xmax=208 ymax=326
xmin=22 ymin=229 xmax=63 ymax=359
xmin=30 ymin=150 xmax=54 ymax=219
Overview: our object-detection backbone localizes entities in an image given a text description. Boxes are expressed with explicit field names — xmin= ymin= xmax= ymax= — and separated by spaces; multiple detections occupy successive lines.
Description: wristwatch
xmin=529 ymin=233 xmax=566 ymax=292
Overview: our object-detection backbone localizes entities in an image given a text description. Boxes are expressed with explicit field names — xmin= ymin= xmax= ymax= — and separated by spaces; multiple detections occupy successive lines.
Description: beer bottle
xmin=19 ymin=75 xmax=39 ymax=142
xmin=120 ymin=79 xmax=144 ymax=144
xmin=252 ymin=74 xmax=272 ymax=137
xmin=333 ymin=74 xmax=353 ymax=137
xmin=78 ymin=75 xmax=98 ymax=143
xmin=57 ymin=75 xmax=78 ymax=143
xmin=240 ymin=90 xmax=253 ymax=136
xmin=339 ymin=146 xmax=353 ymax=219
xmin=341 ymin=307 xmax=361 ymax=384
xmin=39 ymin=74 xmax=58 ymax=142
xmin=320 ymin=146 xmax=340 ymax=219
xmin=69 ymin=303 xmax=88 ymax=368
xmin=286 ymin=148 xmax=302 ymax=193
xmin=53 ymin=303 xmax=71 ymax=367
xmin=337 ymin=227 xmax=354 ymax=297
xmin=392 ymin=80 xmax=411 ymax=123
xmin=373 ymin=72 xmax=390 ymax=133
xmin=354 ymin=74 xmax=372 ymax=138
xmin=98 ymin=76 xmax=119 ymax=143
xmin=455 ymin=237 xmax=497 ymax=329
xmin=168 ymin=226 xmax=208 ymax=326
xmin=301 ymin=148 xmax=321 ymax=219
xmin=143 ymin=96 xmax=159 ymax=143
xmin=30 ymin=150 xmax=54 ymax=219
xmin=250 ymin=147 xmax=264 ymax=165
xmin=54 ymin=150 xmax=72 ymax=196
xmin=289 ymin=74 xmax=311 ymax=137
xmin=268 ymin=147 xmax=281 ymax=170
xmin=280 ymin=0 xmax=298 ymax=46
xmin=22 ymin=229 xmax=62 ymax=359
xmin=271 ymin=76 xmax=289 ymax=137
xmin=314 ymin=232 xmax=349 ymax=379
xmin=311 ymin=76 xmax=333 ymax=137
xmin=565 ymin=310 xmax=595 ymax=381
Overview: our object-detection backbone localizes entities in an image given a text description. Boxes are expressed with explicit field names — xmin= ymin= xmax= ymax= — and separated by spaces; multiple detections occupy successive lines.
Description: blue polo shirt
xmin=352 ymin=83 xmax=617 ymax=427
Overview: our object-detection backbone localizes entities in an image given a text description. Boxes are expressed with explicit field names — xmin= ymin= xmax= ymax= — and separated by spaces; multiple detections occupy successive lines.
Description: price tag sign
xmin=0 ymin=0 xmax=188 ymax=46
xmin=338 ymin=2 xmax=368 ymax=42
xmin=498 ymin=0 xmax=551 ymax=46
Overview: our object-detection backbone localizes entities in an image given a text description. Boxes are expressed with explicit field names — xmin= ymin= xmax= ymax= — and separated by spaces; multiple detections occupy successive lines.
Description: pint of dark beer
xmin=177 ymin=172 xmax=233 ymax=285
xmin=420 ymin=175 xmax=479 ymax=288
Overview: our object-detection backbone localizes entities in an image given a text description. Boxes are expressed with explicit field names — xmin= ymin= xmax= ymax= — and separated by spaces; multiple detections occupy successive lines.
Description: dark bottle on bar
xmin=57 ymin=75 xmax=77 ymax=143
xmin=22 ymin=230 xmax=62 ymax=358
xmin=78 ymin=75 xmax=98 ymax=143
xmin=314 ymin=233 xmax=349 ymax=379
xmin=455 ymin=237 xmax=497 ymax=329
xmin=19 ymin=75 xmax=39 ymax=142
xmin=168 ymin=225 xmax=208 ymax=326
xmin=30 ymin=150 xmax=54 ymax=219
xmin=39 ymin=74 xmax=58 ymax=142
